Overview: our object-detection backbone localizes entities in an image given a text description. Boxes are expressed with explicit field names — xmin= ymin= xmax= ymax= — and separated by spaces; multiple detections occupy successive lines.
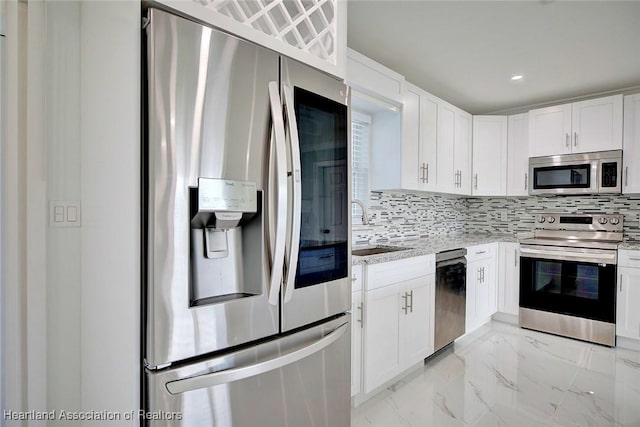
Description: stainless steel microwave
xmin=528 ymin=150 xmax=622 ymax=195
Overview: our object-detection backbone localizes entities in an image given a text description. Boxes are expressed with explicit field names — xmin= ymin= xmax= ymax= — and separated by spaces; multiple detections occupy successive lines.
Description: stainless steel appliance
xmin=434 ymin=249 xmax=467 ymax=351
xmin=519 ymin=213 xmax=623 ymax=346
xmin=143 ymin=7 xmax=351 ymax=426
xmin=528 ymin=150 xmax=622 ymax=195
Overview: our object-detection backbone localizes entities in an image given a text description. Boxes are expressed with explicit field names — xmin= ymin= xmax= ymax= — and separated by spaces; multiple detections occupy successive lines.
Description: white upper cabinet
xmin=528 ymin=94 xmax=623 ymax=157
xmin=472 ymin=116 xmax=508 ymax=196
xmin=571 ymin=95 xmax=623 ymax=153
xmin=346 ymin=48 xmax=405 ymax=105
xmin=401 ymin=83 xmax=439 ymax=192
xmin=506 ymin=113 xmax=530 ymax=196
xmin=623 ymin=94 xmax=640 ymax=194
xmin=438 ymin=102 xmax=472 ymax=195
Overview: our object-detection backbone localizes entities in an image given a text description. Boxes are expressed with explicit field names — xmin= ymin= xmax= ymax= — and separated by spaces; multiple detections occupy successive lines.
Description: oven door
xmin=519 ymin=245 xmax=617 ymax=323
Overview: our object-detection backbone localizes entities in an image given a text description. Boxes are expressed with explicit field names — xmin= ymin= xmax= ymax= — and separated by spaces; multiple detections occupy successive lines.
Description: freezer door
xmin=144 ymin=316 xmax=351 ymax=427
xmin=145 ymin=8 xmax=280 ymax=367
xmin=279 ymin=58 xmax=352 ymax=332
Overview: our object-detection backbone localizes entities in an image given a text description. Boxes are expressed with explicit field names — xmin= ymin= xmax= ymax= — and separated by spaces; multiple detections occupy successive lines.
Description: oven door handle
xmin=520 ymin=246 xmax=617 ymax=265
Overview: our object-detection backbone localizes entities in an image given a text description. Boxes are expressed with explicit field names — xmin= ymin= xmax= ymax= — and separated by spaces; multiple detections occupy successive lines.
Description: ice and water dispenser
xmin=189 ymin=178 xmax=262 ymax=306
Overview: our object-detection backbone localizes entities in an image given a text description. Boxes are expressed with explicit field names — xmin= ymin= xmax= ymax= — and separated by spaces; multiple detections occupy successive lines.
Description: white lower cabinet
xmin=466 ymin=244 xmax=498 ymax=333
xmin=497 ymin=242 xmax=520 ymax=316
xmin=350 ymin=264 xmax=363 ymax=397
xmin=617 ymin=261 xmax=640 ymax=340
xmin=354 ymin=255 xmax=435 ymax=397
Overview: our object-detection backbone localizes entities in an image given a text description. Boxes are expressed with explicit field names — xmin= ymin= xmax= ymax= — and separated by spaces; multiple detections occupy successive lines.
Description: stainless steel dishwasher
xmin=434 ymin=248 xmax=467 ymax=352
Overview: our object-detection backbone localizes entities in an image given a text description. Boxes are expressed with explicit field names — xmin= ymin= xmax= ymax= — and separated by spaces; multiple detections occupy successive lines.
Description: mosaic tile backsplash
xmin=352 ymin=191 xmax=640 ymax=245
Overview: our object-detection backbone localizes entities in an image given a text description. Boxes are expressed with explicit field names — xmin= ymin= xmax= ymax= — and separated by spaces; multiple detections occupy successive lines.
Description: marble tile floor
xmin=351 ymin=321 xmax=640 ymax=426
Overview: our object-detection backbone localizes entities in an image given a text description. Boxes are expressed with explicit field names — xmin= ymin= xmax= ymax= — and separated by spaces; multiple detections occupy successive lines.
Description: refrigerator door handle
xmin=267 ymin=81 xmax=288 ymax=305
xmin=282 ymin=84 xmax=302 ymax=303
xmin=165 ymin=323 xmax=349 ymax=395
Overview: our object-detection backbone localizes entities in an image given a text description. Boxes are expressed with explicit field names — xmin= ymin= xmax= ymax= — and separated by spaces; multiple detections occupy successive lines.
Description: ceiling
xmin=347 ymin=1 xmax=640 ymax=115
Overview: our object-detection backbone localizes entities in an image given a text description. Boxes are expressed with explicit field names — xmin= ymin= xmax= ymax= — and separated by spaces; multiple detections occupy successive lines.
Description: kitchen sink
xmin=352 ymin=246 xmax=409 ymax=257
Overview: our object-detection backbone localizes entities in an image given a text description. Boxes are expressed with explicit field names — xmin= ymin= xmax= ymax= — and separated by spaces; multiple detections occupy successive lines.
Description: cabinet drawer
xmin=619 ymin=250 xmax=640 ymax=268
xmin=366 ymin=255 xmax=431 ymax=291
xmin=352 ymin=264 xmax=363 ymax=292
xmin=466 ymin=243 xmax=496 ymax=262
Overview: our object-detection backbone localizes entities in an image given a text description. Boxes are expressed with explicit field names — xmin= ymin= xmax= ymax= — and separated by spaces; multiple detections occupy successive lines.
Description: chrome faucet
xmin=351 ymin=199 xmax=370 ymax=225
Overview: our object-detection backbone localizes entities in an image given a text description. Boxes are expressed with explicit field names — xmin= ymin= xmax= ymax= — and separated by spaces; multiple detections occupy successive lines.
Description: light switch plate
xmin=49 ymin=201 xmax=81 ymax=227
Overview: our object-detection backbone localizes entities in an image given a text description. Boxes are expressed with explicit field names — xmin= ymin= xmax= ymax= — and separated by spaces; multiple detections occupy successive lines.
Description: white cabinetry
xmin=497 ymin=243 xmax=520 ymax=317
xmin=361 ymin=255 xmax=435 ymax=394
xmin=472 ymin=116 xmax=508 ymax=196
xmin=623 ymin=94 xmax=640 ymax=194
xmin=506 ymin=113 xmax=529 ymax=196
xmin=528 ymin=95 xmax=623 ymax=157
xmin=351 ymin=264 xmax=363 ymax=397
xmin=403 ymin=82 xmax=439 ymax=192
xmin=346 ymin=48 xmax=404 ymax=105
xmin=466 ymin=244 xmax=497 ymax=333
xmin=438 ymin=102 xmax=472 ymax=195
xmin=617 ymin=250 xmax=640 ymax=341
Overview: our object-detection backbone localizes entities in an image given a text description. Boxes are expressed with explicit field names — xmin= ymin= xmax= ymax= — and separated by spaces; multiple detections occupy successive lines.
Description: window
xmin=351 ymin=111 xmax=371 ymax=218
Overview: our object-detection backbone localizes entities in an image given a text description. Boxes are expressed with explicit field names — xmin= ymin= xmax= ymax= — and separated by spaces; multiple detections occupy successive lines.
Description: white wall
xmin=2 ymin=1 xmax=141 ymax=425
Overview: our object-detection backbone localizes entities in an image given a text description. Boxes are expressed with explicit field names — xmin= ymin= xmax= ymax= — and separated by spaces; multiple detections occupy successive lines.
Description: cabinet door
xmin=571 ymin=94 xmax=623 ymax=154
xmin=623 ymin=94 xmax=640 ymax=194
xmin=498 ymin=243 xmax=520 ymax=316
xmin=528 ymin=103 xmax=572 ymax=157
xmin=351 ymin=290 xmax=363 ymax=397
xmin=466 ymin=261 xmax=479 ymax=333
xmin=401 ymin=85 xmax=421 ymax=191
xmin=363 ymin=284 xmax=401 ymax=393
xmin=617 ymin=267 xmax=640 ymax=340
xmin=419 ymin=92 xmax=439 ymax=191
xmin=454 ymin=109 xmax=472 ymax=195
xmin=400 ymin=276 xmax=431 ymax=366
xmin=507 ymin=113 xmax=529 ymax=196
xmin=472 ymin=115 xmax=508 ymax=196
xmin=474 ymin=258 xmax=492 ymax=322
xmin=437 ymin=102 xmax=456 ymax=193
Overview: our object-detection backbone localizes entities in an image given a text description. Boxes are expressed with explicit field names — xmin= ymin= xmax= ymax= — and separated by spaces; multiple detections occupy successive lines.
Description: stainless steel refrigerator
xmin=143 ymin=7 xmax=351 ymax=426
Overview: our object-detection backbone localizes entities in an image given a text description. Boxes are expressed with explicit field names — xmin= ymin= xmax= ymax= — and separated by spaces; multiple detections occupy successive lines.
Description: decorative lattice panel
xmin=196 ymin=0 xmax=337 ymax=63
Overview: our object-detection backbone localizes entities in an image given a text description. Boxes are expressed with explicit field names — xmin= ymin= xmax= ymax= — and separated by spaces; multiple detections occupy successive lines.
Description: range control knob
xmin=598 ymin=217 xmax=608 ymax=224
xmin=547 ymin=216 xmax=556 ymax=223
xmin=610 ymin=217 xmax=620 ymax=225
xmin=538 ymin=216 xmax=546 ymax=223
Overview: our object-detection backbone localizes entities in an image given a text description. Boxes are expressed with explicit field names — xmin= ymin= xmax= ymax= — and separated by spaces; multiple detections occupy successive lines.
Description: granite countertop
xmin=618 ymin=241 xmax=640 ymax=250
xmin=352 ymin=233 xmax=520 ymax=265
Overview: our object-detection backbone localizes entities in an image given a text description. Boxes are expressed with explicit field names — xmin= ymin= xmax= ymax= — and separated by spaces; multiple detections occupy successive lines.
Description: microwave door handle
xmin=282 ymin=85 xmax=302 ymax=303
xmin=165 ymin=323 xmax=349 ymax=394
xmin=266 ymin=81 xmax=287 ymax=305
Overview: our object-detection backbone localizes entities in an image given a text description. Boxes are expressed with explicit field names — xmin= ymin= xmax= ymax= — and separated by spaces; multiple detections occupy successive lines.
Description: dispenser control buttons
xmin=598 ymin=217 xmax=608 ymax=224
xmin=610 ymin=217 xmax=620 ymax=225
xmin=547 ymin=216 xmax=556 ymax=223
xmin=538 ymin=216 xmax=546 ymax=223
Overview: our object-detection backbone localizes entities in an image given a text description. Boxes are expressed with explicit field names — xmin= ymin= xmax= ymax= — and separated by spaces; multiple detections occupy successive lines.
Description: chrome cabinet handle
xmin=408 ymin=290 xmax=414 ymax=313
xmin=165 ymin=323 xmax=349 ymax=394
xmin=475 ymin=250 xmax=487 ymax=255
xmin=426 ymin=163 xmax=429 ymax=183
xmin=266 ymin=81 xmax=288 ymax=305
xmin=619 ymin=274 xmax=623 ymax=292
xmin=525 ymin=173 xmax=528 ymax=190
xmin=282 ymin=84 xmax=302 ymax=304
xmin=628 ymin=257 xmax=640 ymax=261
xmin=420 ymin=163 xmax=425 ymax=183
xmin=357 ymin=303 xmax=364 ymax=328
xmin=402 ymin=292 xmax=408 ymax=314
xmin=565 ymin=133 xmax=570 ymax=149
xmin=515 ymin=249 xmax=518 ymax=267
xmin=625 ymin=166 xmax=629 ymax=187
xmin=574 ymin=132 xmax=578 ymax=148
xmin=474 ymin=173 xmax=478 ymax=190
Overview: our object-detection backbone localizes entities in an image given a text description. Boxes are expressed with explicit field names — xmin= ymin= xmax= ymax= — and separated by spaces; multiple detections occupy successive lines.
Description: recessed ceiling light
xmin=511 ymin=74 xmax=524 ymax=81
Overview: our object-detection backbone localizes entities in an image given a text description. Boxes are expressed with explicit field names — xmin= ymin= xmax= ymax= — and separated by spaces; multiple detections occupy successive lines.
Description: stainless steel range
xmin=519 ymin=213 xmax=623 ymax=346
